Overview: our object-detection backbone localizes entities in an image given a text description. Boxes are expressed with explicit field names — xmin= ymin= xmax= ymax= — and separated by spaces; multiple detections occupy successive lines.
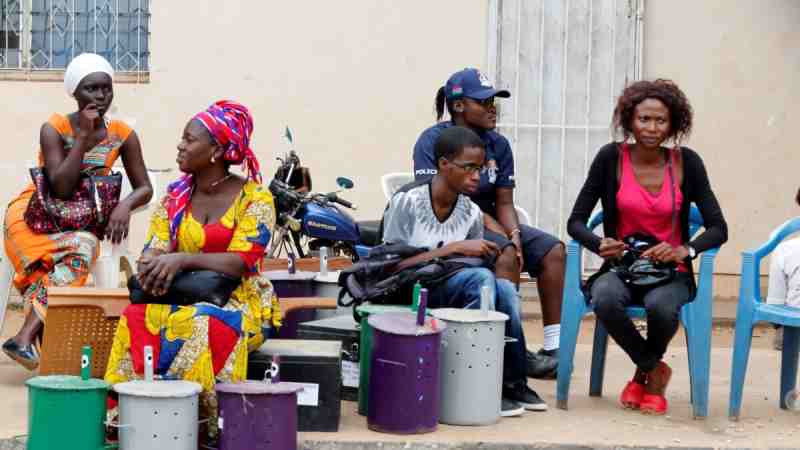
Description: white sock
xmin=543 ymin=324 xmax=560 ymax=351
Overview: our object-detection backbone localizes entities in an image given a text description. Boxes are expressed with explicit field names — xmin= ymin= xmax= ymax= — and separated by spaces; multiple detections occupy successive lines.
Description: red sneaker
xmin=620 ymin=380 xmax=646 ymax=409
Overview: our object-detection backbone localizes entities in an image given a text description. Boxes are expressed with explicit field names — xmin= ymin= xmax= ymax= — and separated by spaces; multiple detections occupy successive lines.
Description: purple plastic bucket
xmin=265 ymin=270 xmax=318 ymax=338
xmin=367 ymin=312 xmax=445 ymax=434
xmin=215 ymin=381 xmax=303 ymax=450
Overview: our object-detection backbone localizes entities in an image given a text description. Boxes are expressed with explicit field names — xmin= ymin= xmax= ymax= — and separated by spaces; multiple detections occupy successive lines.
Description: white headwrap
xmin=63 ymin=53 xmax=115 ymax=97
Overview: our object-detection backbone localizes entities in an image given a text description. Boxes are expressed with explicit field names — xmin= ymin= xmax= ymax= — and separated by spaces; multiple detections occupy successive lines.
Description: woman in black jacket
xmin=567 ymin=79 xmax=727 ymax=415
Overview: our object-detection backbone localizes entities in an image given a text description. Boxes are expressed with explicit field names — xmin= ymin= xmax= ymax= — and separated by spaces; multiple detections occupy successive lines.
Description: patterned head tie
xmin=160 ymin=100 xmax=262 ymax=250
xmin=192 ymin=100 xmax=261 ymax=183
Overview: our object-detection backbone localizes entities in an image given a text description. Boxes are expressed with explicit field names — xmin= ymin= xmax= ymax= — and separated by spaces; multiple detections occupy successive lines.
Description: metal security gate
xmin=487 ymin=0 xmax=643 ymax=244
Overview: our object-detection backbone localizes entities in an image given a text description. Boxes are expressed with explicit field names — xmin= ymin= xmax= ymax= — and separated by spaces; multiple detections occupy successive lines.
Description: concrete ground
xmin=1 ymin=304 xmax=797 ymax=449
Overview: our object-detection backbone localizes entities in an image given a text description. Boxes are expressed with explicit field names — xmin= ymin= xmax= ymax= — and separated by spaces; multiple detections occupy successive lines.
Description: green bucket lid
xmin=355 ymin=303 xmax=410 ymax=317
xmin=26 ymin=375 xmax=108 ymax=391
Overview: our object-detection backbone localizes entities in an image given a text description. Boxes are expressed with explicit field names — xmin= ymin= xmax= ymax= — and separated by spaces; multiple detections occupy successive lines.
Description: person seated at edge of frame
xmin=767 ymin=187 xmax=800 ymax=350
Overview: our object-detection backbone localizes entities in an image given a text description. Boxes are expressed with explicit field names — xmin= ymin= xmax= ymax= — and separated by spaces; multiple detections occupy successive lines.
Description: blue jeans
xmin=427 ymin=268 xmax=527 ymax=384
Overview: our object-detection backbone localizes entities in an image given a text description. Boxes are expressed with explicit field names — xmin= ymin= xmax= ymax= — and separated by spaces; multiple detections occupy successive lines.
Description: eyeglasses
xmin=466 ymin=97 xmax=496 ymax=109
xmin=448 ymin=160 xmax=485 ymax=174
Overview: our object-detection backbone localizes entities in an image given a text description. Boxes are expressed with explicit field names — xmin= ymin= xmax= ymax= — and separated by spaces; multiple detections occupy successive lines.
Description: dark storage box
xmin=297 ymin=315 xmax=360 ymax=401
xmin=248 ymin=339 xmax=342 ymax=432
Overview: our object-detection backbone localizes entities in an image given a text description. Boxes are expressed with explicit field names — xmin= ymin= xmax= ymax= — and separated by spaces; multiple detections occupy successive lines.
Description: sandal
xmin=640 ymin=361 xmax=672 ymax=415
xmin=2 ymin=338 xmax=40 ymax=371
xmin=620 ymin=368 xmax=647 ymax=409
xmin=620 ymin=380 xmax=646 ymax=409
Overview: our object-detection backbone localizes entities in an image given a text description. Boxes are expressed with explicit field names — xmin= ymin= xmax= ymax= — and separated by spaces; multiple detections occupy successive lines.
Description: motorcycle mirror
xmin=336 ymin=177 xmax=354 ymax=190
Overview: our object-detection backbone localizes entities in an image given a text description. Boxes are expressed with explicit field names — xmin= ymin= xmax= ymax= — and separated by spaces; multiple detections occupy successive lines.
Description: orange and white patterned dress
xmin=3 ymin=113 xmax=131 ymax=319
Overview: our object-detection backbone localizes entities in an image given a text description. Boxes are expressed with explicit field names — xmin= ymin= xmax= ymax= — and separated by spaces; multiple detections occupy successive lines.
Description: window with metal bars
xmin=1 ymin=0 xmax=149 ymax=73
xmin=487 ymin=0 xmax=642 ymax=240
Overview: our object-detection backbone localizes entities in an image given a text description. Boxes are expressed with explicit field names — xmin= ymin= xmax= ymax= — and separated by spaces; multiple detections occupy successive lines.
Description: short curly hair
xmin=612 ymin=79 xmax=693 ymax=144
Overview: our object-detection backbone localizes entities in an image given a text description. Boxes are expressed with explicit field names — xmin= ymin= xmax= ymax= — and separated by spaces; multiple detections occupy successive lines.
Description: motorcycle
xmin=267 ymin=150 xmax=382 ymax=260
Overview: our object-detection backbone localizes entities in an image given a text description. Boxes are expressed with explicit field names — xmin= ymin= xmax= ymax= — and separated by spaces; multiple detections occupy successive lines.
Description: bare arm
xmin=483 ymin=212 xmax=507 ymax=236
xmin=41 ymin=105 xmax=107 ymax=198
xmin=494 ymin=187 xmax=520 ymax=235
xmin=118 ymin=131 xmax=153 ymax=212
xmin=105 ymin=131 xmax=154 ymax=243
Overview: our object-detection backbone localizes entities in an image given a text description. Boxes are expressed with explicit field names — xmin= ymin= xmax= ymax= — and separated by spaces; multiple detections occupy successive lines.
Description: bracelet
xmin=509 ymin=229 xmax=521 ymax=237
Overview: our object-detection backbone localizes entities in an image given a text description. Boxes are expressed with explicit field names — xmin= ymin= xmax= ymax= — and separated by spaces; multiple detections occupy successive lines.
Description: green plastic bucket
xmin=355 ymin=303 xmax=411 ymax=416
xmin=26 ymin=375 xmax=112 ymax=450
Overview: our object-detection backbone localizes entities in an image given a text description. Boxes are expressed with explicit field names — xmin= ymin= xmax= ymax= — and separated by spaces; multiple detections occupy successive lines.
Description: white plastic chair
xmin=381 ymin=172 xmax=414 ymax=200
xmin=515 ymin=205 xmax=532 ymax=226
xmin=0 ymin=161 xmax=36 ymax=333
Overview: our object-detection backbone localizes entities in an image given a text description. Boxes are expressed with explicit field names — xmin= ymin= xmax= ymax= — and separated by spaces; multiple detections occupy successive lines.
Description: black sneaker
xmin=500 ymin=397 xmax=525 ymax=417
xmin=504 ymin=382 xmax=548 ymax=411
xmin=526 ymin=348 xmax=557 ymax=379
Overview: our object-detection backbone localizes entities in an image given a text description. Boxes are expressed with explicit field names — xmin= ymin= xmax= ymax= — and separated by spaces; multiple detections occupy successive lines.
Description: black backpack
xmin=337 ymin=243 xmax=486 ymax=321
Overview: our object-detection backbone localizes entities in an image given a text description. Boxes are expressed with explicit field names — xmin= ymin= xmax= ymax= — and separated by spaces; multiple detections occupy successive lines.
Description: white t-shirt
xmin=381 ymin=180 xmax=483 ymax=249
xmin=767 ymin=238 xmax=800 ymax=308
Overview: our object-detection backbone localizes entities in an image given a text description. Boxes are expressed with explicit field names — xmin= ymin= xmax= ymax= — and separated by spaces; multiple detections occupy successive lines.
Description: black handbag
xmin=128 ymin=270 xmax=240 ymax=308
xmin=611 ymin=233 xmax=676 ymax=287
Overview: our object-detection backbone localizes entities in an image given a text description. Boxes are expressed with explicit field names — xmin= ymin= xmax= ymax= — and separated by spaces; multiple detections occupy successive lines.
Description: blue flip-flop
xmin=2 ymin=338 xmax=39 ymax=371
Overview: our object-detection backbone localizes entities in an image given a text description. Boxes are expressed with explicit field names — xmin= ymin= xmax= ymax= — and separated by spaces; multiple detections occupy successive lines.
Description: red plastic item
xmin=619 ymin=380 xmax=645 ymax=409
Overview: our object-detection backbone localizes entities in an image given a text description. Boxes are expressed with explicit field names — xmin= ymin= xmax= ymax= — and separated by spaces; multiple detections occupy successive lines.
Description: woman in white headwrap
xmin=2 ymin=53 xmax=152 ymax=370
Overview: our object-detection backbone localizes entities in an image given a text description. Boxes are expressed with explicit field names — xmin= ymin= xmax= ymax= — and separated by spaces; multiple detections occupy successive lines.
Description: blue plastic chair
xmin=728 ymin=217 xmax=800 ymax=420
xmin=556 ymin=205 xmax=719 ymax=418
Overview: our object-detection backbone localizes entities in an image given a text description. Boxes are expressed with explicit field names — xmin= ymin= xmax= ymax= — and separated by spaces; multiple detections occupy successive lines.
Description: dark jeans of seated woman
xmin=590 ymin=271 xmax=692 ymax=373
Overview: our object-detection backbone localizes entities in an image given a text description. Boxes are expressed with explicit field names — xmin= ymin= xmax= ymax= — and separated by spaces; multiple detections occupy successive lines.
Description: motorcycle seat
xmin=357 ymin=220 xmax=382 ymax=247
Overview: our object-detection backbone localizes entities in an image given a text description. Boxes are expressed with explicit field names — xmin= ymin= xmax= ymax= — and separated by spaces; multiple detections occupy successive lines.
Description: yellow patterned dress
xmin=104 ymin=180 xmax=281 ymax=432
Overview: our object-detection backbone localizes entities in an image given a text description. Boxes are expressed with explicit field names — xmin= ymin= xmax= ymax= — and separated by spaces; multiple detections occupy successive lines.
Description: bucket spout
xmin=416 ymin=288 xmax=428 ymax=326
xmin=320 ymin=246 xmax=329 ymax=276
xmin=480 ymin=284 xmax=491 ymax=317
xmin=143 ymin=346 xmax=154 ymax=382
xmin=81 ymin=346 xmax=92 ymax=380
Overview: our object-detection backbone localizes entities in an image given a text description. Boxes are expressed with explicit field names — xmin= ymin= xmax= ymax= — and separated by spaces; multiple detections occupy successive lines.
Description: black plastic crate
xmin=248 ymin=339 xmax=342 ymax=432
xmin=297 ymin=315 xmax=360 ymax=401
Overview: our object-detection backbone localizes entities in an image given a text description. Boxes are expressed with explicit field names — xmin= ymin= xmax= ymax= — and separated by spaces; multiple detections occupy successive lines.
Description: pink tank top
xmin=616 ymin=144 xmax=686 ymax=271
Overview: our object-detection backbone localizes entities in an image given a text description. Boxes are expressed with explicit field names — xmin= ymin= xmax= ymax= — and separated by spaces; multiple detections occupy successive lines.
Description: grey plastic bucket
xmin=429 ymin=307 xmax=509 ymax=426
xmin=113 ymin=380 xmax=203 ymax=450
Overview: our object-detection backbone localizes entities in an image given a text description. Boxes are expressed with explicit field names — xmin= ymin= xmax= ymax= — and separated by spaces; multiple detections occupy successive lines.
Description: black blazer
xmin=567 ymin=142 xmax=728 ymax=289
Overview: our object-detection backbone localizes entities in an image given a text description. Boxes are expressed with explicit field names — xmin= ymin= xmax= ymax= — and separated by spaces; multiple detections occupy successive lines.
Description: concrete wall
xmin=2 ymin=0 xmax=798 ymax=286
xmin=643 ymin=0 xmax=800 ymax=285
xmin=0 ymin=0 xmax=488 ymax=254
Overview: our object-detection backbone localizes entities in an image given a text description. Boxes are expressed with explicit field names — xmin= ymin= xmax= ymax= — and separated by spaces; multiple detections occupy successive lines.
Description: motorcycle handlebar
xmin=328 ymin=193 xmax=355 ymax=210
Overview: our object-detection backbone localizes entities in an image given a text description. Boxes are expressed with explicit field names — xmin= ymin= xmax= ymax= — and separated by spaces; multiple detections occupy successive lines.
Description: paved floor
xmin=1 ymin=309 xmax=796 ymax=449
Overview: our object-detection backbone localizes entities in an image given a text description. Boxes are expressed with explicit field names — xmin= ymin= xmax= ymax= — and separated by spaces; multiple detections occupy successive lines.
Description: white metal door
xmin=487 ymin=0 xmax=643 ymax=243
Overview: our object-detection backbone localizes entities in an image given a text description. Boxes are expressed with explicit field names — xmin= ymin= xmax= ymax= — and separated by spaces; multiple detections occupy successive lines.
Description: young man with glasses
xmin=384 ymin=125 xmax=547 ymax=415
xmin=413 ymin=68 xmax=566 ymax=379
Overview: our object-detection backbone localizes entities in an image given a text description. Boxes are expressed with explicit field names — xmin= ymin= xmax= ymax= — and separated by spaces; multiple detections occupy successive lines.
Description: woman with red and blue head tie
xmin=105 ymin=100 xmax=279 ymax=440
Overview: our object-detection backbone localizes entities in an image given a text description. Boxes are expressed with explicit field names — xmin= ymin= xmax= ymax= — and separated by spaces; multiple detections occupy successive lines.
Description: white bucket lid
xmin=113 ymin=380 xmax=202 ymax=398
xmin=429 ymin=308 xmax=509 ymax=323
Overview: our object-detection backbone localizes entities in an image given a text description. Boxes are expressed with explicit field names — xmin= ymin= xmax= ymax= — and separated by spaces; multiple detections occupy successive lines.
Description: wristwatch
xmin=686 ymin=245 xmax=697 ymax=260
